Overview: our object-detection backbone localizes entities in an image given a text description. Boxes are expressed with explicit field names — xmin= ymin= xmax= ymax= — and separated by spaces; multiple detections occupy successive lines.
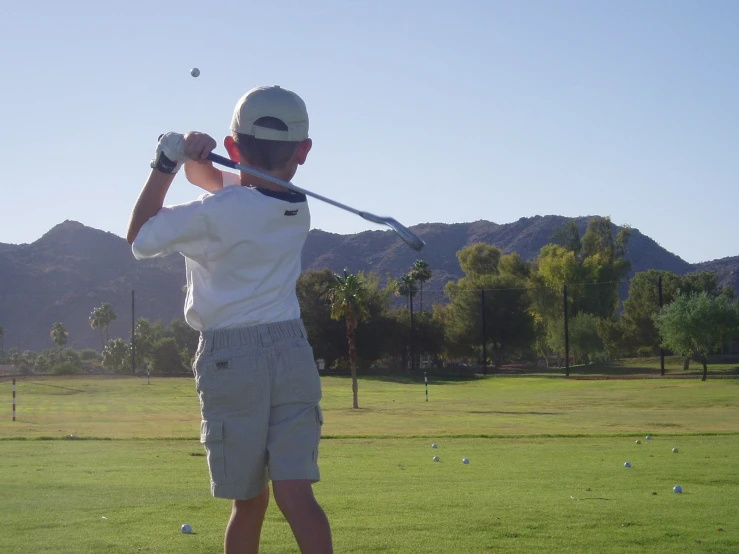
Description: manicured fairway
xmin=2 ymin=375 xmax=738 ymax=438
xmin=0 ymin=375 xmax=737 ymax=552
xmin=0 ymin=436 xmax=737 ymax=553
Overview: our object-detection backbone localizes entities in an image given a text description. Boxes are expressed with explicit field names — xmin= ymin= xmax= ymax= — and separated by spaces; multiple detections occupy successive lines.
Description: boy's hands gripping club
xmin=150 ymin=132 xmax=218 ymax=174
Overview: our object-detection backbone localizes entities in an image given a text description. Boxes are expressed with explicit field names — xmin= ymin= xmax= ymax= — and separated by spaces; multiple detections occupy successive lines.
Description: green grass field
xmin=1 ymin=375 xmax=738 ymax=552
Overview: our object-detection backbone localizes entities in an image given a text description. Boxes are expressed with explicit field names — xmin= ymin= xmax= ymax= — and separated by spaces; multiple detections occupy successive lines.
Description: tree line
xmin=297 ymin=217 xmax=739 ymax=384
xmin=2 ymin=216 xmax=738 ymax=391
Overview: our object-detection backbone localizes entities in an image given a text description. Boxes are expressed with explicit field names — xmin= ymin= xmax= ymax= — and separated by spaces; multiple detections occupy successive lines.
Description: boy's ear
xmin=224 ymin=136 xmax=241 ymax=163
xmin=295 ymin=138 xmax=313 ymax=166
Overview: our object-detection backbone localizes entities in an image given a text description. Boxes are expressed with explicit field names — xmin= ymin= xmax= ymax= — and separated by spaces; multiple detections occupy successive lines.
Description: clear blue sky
xmin=1 ymin=0 xmax=737 ymax=264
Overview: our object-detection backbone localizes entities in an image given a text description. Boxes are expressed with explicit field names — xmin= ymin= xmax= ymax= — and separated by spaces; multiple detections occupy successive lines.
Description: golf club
xmin=206 ymin=152 xmax=425 ymax=251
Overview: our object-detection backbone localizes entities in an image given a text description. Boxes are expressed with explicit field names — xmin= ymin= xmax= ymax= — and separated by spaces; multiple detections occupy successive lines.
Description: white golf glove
xmin=151 ymin=132 xmax=188 ymax=174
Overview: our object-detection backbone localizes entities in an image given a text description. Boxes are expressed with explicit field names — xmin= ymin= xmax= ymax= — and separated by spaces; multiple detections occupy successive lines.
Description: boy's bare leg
xmin=225 ymin=486 xmax=270 ymax=554
xmin=272 ymin=480 xmax=333 ymax=554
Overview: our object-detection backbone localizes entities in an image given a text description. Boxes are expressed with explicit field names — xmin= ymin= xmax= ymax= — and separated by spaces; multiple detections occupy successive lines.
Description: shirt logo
xmin=284 ymin=209 xmax=299 ymax=216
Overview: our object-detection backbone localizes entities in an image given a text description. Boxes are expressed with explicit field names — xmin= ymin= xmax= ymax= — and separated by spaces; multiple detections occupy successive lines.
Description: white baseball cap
xmin=231 ymin=85 xmax=309 ymax=141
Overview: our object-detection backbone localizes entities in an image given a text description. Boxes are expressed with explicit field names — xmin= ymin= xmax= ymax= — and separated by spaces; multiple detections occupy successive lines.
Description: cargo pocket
xmin=200 ymin=420 xmax=226 ymax=484
xmin=286 ymin=346 xmax=322 ymax=403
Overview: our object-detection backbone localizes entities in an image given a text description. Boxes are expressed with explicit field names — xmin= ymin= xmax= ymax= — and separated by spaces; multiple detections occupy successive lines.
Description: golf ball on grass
xmin=672 ymin=447 xmax=679 ymax=453
xmin=673 ymin=485 xmax=683 ymax=494
xmin=181 ymin=524 xmax=192 ymax=534
xmin=431 ymin=443 xmax=438 ymax=449
xmin=624 ymin=462 xmax=632 ymax=468
xmin=635 ymin=440 xmax=641 ymax=444
xmin=432 ymin=456 xmax=440 ymax=462
xmin=190 ymin=68 xmax=200 ymax=78
xmin=462 ymin=458 xmax=470 ymax=464
xmin=646 ymin=435 xmax=652 ymax=440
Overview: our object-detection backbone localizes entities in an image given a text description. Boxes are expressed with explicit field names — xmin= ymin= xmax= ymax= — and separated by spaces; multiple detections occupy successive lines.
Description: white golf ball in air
xmin=624 ymin=461 xmax=631 ymax=468
xmin=462 ymin=458 xmax=470 ymax=464
xmin=181 ymin=524 xmax=192 ymax=534
xmin=433 ymin=456 xmax=440 ymax=462
xmin=190 ymin=68 xmax=200 ymax=78
xmin=673 ymin=485 xmax=683 ymax=494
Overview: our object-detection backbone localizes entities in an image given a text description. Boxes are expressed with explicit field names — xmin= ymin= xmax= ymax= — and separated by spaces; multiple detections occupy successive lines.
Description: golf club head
xmin=360 ymin=213 xmax=425 ymax=251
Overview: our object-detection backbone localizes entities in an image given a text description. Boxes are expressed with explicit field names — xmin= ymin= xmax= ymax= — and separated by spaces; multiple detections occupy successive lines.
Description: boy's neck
xmin=240 ymin=169 xmax=295 ymax=194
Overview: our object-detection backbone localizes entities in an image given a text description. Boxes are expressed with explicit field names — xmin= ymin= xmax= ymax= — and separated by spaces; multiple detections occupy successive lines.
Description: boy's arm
xmin=126 ymin=169 xmax=176 ymax=244
xmin=183 ymin=160 xmax=224 ymax=193
xmin=182 ymin=131 xmax=242 ymax=193
xmin=126 ymin=133 xmax=187 ymax=245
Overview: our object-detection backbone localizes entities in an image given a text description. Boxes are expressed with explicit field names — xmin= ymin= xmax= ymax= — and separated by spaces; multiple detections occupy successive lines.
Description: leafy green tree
xmin=654 ymin=293 xmax=739 ymax=381
xmin=614 ymin=270 xmax=733 ymax=360
xmin=79 ymin=349 xmax=99 ymax=361
xmin=618 ymin=270 xmax=683 ymax=355
xmin=458 ymin=243 xmax=502 ymax=277
xmin=411 ymin=260 xmax=432 ymax=313
xmin=22 ymin=350 xmax=37 ymax=368
xmin=297 ymin=269 xmax=347 ymax=369
xmin=538 ymin=217 xmax=630 ymax=320
xmin=569 ymin=313 xmax=604 ymax=364
xmin=533 ymin=218 xmax=631 ymax=362
xmin=680 ymin=272 xmax=734 ymax=300
xmin=546 ymin=314 xmax=606 ymax=366
xmin=50 ymin=322 xmax=68 ymax=349
xmin=133 ymin=318 xmax=168 ymax=367
xmin=102 ymin=339 xmax=132 ymax=373
xmin=169 ymin=318 xmax=199 ymax=361
xmin=444 ymin=246 xmax=536 ymax=368
xmin=354 ymin=272 xmax=398 ymax=367
xmin=150 ymin=338 xmax=185 ymax=374
xmin=59 ymin=348 xmax=81 ymax=368
xmin=551 ymin=220 xmax=582 ymax=254
xmin=328 ymin=270 xmax=370 ymax=409
xmin=34 ymin=353 xmax=52 ymax=373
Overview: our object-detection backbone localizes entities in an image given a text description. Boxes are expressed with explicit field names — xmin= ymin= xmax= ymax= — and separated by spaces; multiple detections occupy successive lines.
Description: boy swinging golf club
xmin=126 ymin=85 xmax=333 ymax=554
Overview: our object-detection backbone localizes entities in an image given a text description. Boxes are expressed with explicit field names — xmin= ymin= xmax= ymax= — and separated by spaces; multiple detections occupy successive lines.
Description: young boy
xmin=126 ymin=85 xmax=333 ymax=554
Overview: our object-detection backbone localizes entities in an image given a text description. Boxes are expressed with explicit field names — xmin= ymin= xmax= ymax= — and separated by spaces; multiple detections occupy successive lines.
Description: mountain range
xmin=1 ymin=217 xmax=737 ymax=352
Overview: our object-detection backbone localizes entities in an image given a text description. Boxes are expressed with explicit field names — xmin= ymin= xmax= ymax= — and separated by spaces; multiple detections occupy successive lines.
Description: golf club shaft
xmin=205 ymin=152 xmax=425 ymax=250
xmin=206 ymin=153 xmax=362 ymax=216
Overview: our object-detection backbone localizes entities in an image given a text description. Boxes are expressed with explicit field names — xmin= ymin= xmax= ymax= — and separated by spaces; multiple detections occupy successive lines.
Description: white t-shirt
xmin=132 ymin=173 xmax=309 ymax=331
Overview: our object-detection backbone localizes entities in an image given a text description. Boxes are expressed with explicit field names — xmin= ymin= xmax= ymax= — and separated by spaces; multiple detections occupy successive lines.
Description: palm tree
xmin=328 ymin=269 xmax=369 ymax=409
xmin=396 ymin=275 xmax=418 ymax=371
xmin=396 ymin=275 xmax=418 ymax=311
xmin=50 ymin=322 xmax=68 ymax=349
xmin=90 ymin=307 xmax=104 ymax=351
xmin=411 ymin=260 xmax=432 ymax=313
xmin=99 ymin=303 xmax=117 ymax=343
xmin=91 ymin=303 xmax=117 ymax=350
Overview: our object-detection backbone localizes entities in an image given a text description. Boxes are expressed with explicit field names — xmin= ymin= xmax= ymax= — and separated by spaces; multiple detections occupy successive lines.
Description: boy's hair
xmin=233 ymin=117 xmax=300 ymax=171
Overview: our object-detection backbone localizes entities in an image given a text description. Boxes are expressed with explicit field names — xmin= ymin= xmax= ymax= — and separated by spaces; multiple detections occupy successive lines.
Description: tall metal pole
xmin=658 ymin=276 xmax=665 ymax=376
xmin=131 ymin=289 xmax=136 ymax=376
xmin=481 ymin=288 xmax=487 ymax=375
xmin=564 ymin=285 xmax=570 ymax=377
xmin=409 ymin=292 xmax=415 ymax=372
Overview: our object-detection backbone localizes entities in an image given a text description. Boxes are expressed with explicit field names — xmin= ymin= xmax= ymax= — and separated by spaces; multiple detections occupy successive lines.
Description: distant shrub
xmin=48 ymin=363 xmax=83 ymax=376
xmin=79 ymin=349 xmax=99 ymax=361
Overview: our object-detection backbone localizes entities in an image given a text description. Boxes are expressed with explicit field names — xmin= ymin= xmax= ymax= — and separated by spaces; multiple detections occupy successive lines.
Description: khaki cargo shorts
xmin=192 ymin=319 xmax=323 ymax=500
